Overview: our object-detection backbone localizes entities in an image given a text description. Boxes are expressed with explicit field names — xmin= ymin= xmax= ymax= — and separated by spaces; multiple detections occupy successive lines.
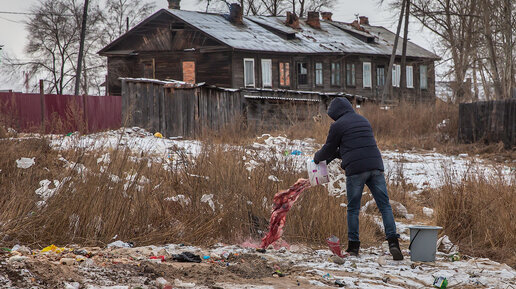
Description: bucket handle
xmin=408 ymin=229 xmax=421 ymax=251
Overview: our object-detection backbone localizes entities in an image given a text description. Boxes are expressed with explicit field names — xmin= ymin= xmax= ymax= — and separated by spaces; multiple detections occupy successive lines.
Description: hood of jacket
xmin=327 ymin=97 xmax=354 ymax=121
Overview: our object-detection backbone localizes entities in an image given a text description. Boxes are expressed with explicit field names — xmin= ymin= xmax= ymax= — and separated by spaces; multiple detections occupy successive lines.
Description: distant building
xmin=99 ymin=1 xmax=439 ymax=101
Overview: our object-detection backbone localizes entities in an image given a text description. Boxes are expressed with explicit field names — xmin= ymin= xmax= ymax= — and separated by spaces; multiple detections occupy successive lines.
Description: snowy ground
xmin=1 ymin=242 xmax=515 ymax=289
xmin=4 ymin=128 xmax=514 ymax=288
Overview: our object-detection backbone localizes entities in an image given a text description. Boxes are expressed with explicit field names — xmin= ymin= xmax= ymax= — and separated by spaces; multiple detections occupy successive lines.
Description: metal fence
xmin=0 ymin=92 xmax=121 ymax=133
xmin=459 ymin=99 xmax=516 ymax=147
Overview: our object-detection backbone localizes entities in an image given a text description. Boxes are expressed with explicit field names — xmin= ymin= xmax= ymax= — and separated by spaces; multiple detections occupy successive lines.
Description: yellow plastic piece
xmin=154 ymin=132 xmax=163 ymax=138
xmin=41 ymin=244 xmax=67 ymax=254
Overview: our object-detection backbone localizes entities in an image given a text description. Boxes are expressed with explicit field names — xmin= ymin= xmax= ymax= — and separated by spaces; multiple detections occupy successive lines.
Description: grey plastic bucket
xmin=408 ymin=225 xmax=443 ymax=262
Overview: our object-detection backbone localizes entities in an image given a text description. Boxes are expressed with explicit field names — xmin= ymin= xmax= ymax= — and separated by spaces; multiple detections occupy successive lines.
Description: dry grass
xmin=434 ymin=171 xmax=516 ymax=268
xmin=0 ymin=135 xmax=382 ymax=250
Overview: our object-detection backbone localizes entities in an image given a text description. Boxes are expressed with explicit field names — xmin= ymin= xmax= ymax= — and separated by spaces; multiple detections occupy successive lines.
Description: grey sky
xmin=0 ymin=0 xmax=437 ymax=59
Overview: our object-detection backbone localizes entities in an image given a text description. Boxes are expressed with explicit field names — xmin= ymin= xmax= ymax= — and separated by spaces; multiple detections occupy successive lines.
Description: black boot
xmin=346 ymin=241 xmax=360 ymax=256
xmin=387 ymin=237 xmax=404 ymax=260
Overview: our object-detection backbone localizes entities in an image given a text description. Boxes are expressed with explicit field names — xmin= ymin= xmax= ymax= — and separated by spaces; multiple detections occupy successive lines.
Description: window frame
xmin=420 ymin=64 xmax=428 ymax=90
xmin=297 ymin=62 xmax=308 ymax=86
xmin=331 ymin=62 xmax=341 ymax=86
xmin=261 ymin=59 xmax=272 ymax=88
xmin=363 ymin=62 xmax=372 ymax=88
xmin=181 ymin=60 xmax=196 ymax=84
xmin=376 ymin=65 xmax=385 ymax=87
xmin=315 ymin=62 xmax=323 ymax=86
xmin=346 ymin=63 xmax=356 ymax=87
xmin=279 ymin=62 xmax=290 ymax=87
xmin=406 ymin=65 xmax=414 ymax=88
xmin=243 ymin=58 xmax=255 ymax=88
xmin=392 ymin=64 xmax=401 ymax=87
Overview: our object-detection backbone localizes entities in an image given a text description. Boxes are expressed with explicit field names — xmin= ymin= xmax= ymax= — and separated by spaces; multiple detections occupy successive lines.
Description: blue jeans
xmin=346 ymin=170 xmax=399 ymax=241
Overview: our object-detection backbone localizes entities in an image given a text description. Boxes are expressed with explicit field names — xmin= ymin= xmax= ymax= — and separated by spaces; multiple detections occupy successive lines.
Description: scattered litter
xmin=335 ymin=280 xmax=346 ymax=287
xmin=423 ymin=207 xmax=434 ymax=217
xmin=330 ymin=255 xmax=345 ymax=265
xmin=107 ymin=240 xmax=134 ymax=248
xmin=433 ymin=276 xmax=448 ymax=288
xmin=200 ymin=194 xmax=215 ymax=211
xmin=150 ymin=255 xmax=166 ymax=262
xmin=154 ymin=132 xmax=163 ymax=138
xmin=11 ymin=245 xmax=31 ymax=254
xmin=449 ymin=252 xmax=461 ymax=262
xmin=8 ymin=255 xmax=28 ymax=263
xmin=174 ymin=279 xmax=196 ymax=288
xmin=172 ymin=252 xmax=201 ymax=263
xmin=16 ymin=157 xmax=35 ymax=169
xmin=436 ymin=235 xmax=459 ymax=254
xmin=458 ymin=153 xmax=468 ymax=158
xmin=60 ymin=257 xmax=76 ymax=265
xmin=290 ymin=150 xmax=302 ymax=155
xmin=268 ymin=175 xmax=280 ymax=182
xmin=41 ymin=244 xmax=68 ymax=254
xmin=326 ymin=235 xmax=348 ymax=258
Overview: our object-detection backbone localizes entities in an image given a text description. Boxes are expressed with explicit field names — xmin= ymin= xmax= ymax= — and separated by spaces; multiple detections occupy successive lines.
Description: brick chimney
xmin=229 ymin=3 xmax=243 ymax=25
xmin=359 ymin=16 xmax=369 ymax=25
xmin=285 ymin=11 xmax=300 ymax=29
xmin=167 ymin=0 xmax=180 ymax=9
xmin=321 ymin=12 xmax=333 ymax=21
xmin=306 ymin=11 xmax=320 ymax=29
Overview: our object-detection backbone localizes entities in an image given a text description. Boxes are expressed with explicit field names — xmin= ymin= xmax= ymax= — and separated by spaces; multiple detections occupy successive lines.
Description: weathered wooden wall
xmin=459 ymin=99 xmax=516 ymax=147
xmin=121 ymin=79 xmax=365 ymax=137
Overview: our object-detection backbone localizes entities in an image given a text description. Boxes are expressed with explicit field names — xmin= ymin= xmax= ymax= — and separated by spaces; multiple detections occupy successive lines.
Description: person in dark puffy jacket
xmin=314 ymin=97 xmax=403 ymax=260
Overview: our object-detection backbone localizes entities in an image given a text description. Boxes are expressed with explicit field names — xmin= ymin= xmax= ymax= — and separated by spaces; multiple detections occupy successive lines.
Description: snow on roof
xmin=165 ymin=9 xmax=439 ymax=59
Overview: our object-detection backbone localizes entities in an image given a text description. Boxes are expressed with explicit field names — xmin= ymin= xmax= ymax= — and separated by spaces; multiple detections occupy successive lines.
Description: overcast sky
xmin=0 ymin=0 xmax=438 ymax=91
xmin=0 ymin=0 xmax=436 ymax=57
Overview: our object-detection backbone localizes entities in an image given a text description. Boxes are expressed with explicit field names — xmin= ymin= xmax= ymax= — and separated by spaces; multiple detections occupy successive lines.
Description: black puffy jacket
xmin=314 ymin=97 xmax=384 ymax=176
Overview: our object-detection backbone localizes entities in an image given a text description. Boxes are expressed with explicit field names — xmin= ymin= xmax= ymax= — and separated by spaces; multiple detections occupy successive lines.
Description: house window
xmin=392 ymin=64 xmax=401 ymax=87
xmin=297 ymin=62 xmax=308 ymax=85
xmin=182 ymin=61 xmax=195 ymax=84
xmin=331 ymin=62 xmax=340 ymax=86
xmin=420 ymin=65 xmax=428 ymax=90
xmin=261 ymin=59 xmax=272 ymax=87
xmin=244 ymin=58 xmax=255 ymax=87
xmin=406 ymin=65 xmax=414 ymax=88
xmin=279 ymin=62 xmax=290 ymax=86
xmin=363 ymin=62 xmax=372 ymax=88
xmin=346 ymin=63 xmax=355 ymax=86
xmin=315 ymin=62 xmax=323 ymax=86
xmin=376 ymin=65 xmax=385 ymax=87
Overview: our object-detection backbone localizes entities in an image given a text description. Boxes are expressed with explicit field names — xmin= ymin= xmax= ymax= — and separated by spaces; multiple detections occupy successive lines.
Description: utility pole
xmin=74 ymin=0 xmax=89 ymax=96
xmin=400 ymin=0 xmax=410 ymax=101
xmin=382 ymin=0 xmax=406 ymax=104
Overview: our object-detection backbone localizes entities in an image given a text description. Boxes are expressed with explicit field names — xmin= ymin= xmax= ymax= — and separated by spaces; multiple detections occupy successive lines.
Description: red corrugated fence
xmin=0 ymin=92 xmax=121 ymax=133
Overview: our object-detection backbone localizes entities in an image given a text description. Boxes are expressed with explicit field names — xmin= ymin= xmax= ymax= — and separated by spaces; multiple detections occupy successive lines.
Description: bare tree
xmin=261 ymin=0 xmax=286 ymax=16
xmin=101 ymin=0 xmax=156 ymax=45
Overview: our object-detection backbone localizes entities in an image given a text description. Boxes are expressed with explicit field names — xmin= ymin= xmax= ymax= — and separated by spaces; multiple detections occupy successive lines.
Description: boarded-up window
xmin=182 ymin=61 xmax=196 ymax=84
xmin=420 ymin=65 xmax=428 ymax=89
xmin=363 ymin=62 xmax=372 ymax=88
xmin=279 ymin=62 xmax=290 ymax=86
xmin=261 ymin=59 xmax=272 ymax=87
xmin=406 ymin=65 xmax=414 ymax=88
xmin=244 ymin=58 xmax=255 ymax=87
xmin=315 ymin=62 xmax=323 ymax=86
xmin=143 ymin=62 xmax=153 ymax=78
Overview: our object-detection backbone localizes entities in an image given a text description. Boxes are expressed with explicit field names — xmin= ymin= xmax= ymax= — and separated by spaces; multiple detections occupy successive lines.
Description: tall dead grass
xmin=0 ymin=134 xmax=382 ymax=249
xmin=434 ymin=172 xmax=516 ymax=267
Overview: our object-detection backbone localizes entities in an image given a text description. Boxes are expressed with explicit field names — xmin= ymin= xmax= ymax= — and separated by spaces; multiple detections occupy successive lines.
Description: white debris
xmin=268 ymin=175 xmax=280 ymax=182
xmin=174 ymin=279 xmax=196 ymax=288
xmin=96 ymin=153 xmax=110 ymax=164
xmin=35 ymin=179 xmax=60 ymax=201
xmin=437 ymin=235 xmax=459 ymax=254
xmin=458 ymin=153 xmax=469 ymax=158
xmin=107 ymin=240 xmax=133 ymax=248
xmin=423 ymin=207 xmax=434 ymax=217
xmin=64 ymin=282 xmax=80 ymax=289
xmin=165 ymin=194 xmax=191 ymax=206
xmin=16 ymin=157 xmax=35 ymax=169
xmin=200 ymin=194 xmax=215 ymax=211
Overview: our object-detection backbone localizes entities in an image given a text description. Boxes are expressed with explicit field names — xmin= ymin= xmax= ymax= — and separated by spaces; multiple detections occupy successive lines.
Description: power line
xmin=0 ymin=11 xmax=74 ymax=17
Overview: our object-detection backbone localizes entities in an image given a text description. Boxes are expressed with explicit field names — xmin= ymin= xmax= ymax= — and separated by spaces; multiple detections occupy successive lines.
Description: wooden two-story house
xmin=99 ymin=1 xmax=440 ymax=101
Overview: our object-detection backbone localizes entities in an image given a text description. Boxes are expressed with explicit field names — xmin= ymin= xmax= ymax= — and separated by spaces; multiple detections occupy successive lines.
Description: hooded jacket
xmin=314 ymin=97 xmax=384 ymax=176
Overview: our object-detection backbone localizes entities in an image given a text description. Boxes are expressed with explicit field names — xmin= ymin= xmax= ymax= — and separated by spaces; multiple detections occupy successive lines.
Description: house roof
xmin=100 ymin=8 xmax=439 ymax=60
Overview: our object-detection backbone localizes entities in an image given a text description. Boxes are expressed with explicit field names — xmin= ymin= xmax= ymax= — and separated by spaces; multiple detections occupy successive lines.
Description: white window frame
xmin=363 ymin=62 xmax=372 ymax=88
xmin=261 ymin=59 xmax=272 ymax=87
xmin=420 ymin=65 xmax=428 ymax=90
xmin=315 ymin=62 xmax=323 ymax=86
xmin=392 ymin=64 xmax=401 ymax=87
xmin=406 ymin=65 xmax=414 ymax=88
xmin=243 ymin=58 xmax=255 ymax=88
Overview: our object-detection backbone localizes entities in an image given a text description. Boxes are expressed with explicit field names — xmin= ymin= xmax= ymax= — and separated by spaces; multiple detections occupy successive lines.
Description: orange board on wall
xmin=182 ymin=61 xmax=196 ymax=84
